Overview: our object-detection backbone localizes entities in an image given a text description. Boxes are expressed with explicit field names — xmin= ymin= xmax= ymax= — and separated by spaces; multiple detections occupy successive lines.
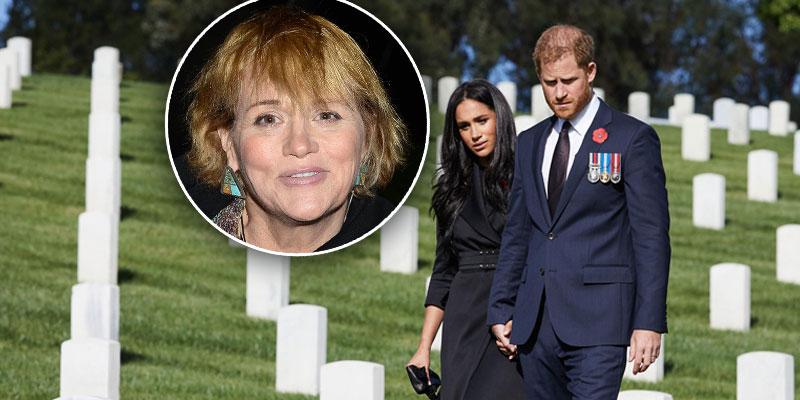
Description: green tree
xmin=0 ymin=0 xmax=146 ymax=78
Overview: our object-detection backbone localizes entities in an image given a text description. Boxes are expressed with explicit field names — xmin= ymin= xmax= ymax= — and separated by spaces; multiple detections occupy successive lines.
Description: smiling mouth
xmin=290 ymin=171 xmax=319 ymax=178
xmin=280 ymin=169 xmax=327 ymax=186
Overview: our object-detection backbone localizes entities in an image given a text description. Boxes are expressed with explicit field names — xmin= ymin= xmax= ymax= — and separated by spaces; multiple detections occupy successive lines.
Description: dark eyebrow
xmin=247 ymin=99 xmax=280 ymax=111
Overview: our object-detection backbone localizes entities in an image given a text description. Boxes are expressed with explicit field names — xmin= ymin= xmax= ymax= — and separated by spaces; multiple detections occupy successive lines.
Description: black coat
xmin=425 ymin=167 xmax=524 ymax=400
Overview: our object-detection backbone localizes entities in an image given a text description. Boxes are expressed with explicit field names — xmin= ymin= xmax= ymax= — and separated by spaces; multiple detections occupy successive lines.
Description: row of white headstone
xmin=57 ymin=46 xmax=123 ymax=400
xmin=617 ymin=350 xmax=794 ymax=399
xmin=425 ymin=76 xmax=798 ymax=143
xmin=234 ymin=247 xmax=388 ymax=398
xmin=669 ymin=93 xmax=794 ymax=135
xmin=0 ymin=36 xmax=31 ymax=109
xmin=428 ymin=75 xmax=605 ymax=133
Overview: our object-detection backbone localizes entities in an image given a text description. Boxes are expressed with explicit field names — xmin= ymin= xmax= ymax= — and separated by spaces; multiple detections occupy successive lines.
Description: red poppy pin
xmin=592 ymin=128 xmax=608 ymax=144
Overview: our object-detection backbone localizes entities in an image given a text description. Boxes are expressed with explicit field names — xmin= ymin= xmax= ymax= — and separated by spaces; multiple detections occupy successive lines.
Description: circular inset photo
xmin=166 ymin=0 xmax=429 ymax=255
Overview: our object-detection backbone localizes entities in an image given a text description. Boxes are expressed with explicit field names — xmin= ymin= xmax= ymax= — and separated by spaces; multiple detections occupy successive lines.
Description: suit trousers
xmin=518 ymin=295 xmax=627 ymax=400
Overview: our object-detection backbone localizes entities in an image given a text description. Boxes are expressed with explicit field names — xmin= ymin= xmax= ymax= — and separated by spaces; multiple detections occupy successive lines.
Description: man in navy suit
xmin=487 ymin=25 xmax=670 ymax=399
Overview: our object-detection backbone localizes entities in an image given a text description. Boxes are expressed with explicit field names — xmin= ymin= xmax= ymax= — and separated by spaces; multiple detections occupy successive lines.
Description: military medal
xmin=610 ymin=153 xmax=622 ymax=184
xmin=588 ymin=153 xmax=600 ymax=183
xmin=600 ymin=152 xmax=611 ymax=183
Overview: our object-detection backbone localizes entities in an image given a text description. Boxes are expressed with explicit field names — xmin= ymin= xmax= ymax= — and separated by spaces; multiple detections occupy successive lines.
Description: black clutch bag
xmin=406 ymin=365 xmax=442 ymax=400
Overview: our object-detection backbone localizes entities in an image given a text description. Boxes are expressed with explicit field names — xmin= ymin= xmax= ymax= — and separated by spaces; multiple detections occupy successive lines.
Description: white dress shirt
xmin=542 ymin=94 xmax=601 ymax=196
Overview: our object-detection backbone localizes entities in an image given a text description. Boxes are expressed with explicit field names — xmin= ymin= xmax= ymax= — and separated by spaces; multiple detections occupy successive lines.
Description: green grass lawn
xmin=1 ymin=74 xmax=798 ymax=399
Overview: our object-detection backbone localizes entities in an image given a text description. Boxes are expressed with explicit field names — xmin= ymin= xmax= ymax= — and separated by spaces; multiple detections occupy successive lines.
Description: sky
xmin=0 ymin=0 xmax=8 ymax=32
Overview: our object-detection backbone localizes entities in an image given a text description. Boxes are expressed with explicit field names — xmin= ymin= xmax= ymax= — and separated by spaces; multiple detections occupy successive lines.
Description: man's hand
xmin=491 ymin=320 xmax=517 ymax=360
xmin=629 ymin=329 xmax=661 ymax=374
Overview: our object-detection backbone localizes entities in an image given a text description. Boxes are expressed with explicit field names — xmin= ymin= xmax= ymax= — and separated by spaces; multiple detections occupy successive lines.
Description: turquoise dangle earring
xmin=221 ymin=165 xmax=246 ymax=199
xmin=354 ymin=164 xmax=368 ymax=188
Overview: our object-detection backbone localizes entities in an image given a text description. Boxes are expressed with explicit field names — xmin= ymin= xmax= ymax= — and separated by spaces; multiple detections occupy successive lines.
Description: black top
xmin=317 ymin=194 xmax=394 ymax=251
xmin=426 ymin=166 xmax=506 ymax=308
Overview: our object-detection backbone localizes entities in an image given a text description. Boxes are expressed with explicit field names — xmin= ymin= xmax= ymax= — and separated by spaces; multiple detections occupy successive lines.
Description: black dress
xmin=425 ymin=166 xmax=525 ymax=400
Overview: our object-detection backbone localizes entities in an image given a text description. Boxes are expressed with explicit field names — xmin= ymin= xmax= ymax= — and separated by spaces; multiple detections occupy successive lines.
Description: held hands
xmin=407 ymin=348 xmax=432 ymax=385
xmin=491 ymin=320 xmax=517 ymax=360
xmin=629 ymin=329 xmax=661 ymax=375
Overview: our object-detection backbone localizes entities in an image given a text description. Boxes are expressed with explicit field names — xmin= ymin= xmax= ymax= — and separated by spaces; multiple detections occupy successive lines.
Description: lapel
xmin=534 ymin=116 xmax=557 ymax=226
xmin=459 ymin=165 xmax=502 ymax=243
xmin=550 ymin=100 xmax=613 ymax=227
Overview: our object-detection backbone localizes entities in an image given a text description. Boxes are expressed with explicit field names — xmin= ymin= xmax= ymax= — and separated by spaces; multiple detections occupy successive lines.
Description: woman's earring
xmin=221 ymin=166 xmax=246 ymax=199
xmin=354 ymin=164 xmax=368 ymax=187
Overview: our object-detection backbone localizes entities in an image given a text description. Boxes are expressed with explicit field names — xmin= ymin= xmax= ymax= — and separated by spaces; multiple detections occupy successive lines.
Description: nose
xmin=555 ymin=83 xmax=567 ymax=101
xmin=283 ymin=119 xmax=318 ymax=158
xmin=469 ymin=125 xmax=482 ymax=141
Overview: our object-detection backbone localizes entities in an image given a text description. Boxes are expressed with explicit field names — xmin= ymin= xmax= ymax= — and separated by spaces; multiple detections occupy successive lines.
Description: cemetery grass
xmin=0 ymin=74 xmax=797 ymax=400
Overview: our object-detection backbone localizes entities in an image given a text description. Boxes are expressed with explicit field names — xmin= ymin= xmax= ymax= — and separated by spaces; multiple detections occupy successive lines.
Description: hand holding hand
xmin=491 ymin=320 xmax=517 ymax=360
xmin=629 ymin=329 xmax=661 ymax=375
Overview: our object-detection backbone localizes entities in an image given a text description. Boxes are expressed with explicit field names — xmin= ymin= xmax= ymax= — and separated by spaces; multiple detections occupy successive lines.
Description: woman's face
xmin=220 ymin=78 xmax=364 ymax=224
xmin=455 ymin=98 xmax=497 ymax=165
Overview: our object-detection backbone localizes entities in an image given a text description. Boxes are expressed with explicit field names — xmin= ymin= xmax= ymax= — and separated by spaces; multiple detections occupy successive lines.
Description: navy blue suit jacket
xmin=487 ymin=100 xmax=670 ymax=347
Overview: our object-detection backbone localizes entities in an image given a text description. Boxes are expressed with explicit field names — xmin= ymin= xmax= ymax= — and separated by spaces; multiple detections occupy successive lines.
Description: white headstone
xmin=246 ymin=250 xmax=290 ymax=320
xmin=789 ymin=121 xmax=797 ymax=133
xmin=93 ymin=47 xmax=121 ymax=82
xmin=514 ymin=115 xmax=537 ymax=133
xmin=594 ymin=87 xmax=605 ymax=100
xmin=769 ymin=100 xmax=790 ymax=136
xmin=623 ymin=335 xmax=665 ymax=383
xmin=671 ymin=93 xmax=694 ymax=125
xmin=749 ymin=106 xmax=769 ymax=131
xmin=425 ymin=277 xmax=442 ymax=352
xmin=0 ymin=48 xmax=21 ymax=90
xmin=0 ymin=63 xmax=10 ymax=109
xmin=747 ymin=149 xmax=778 ymax=202
xmin=776 ymin=224 xmax=800 ymax=285
xmin=713 ymin=97 xmax=735 ymax=128
xmin=737 ymin=351 xmax=794 ymax=400
xmin=531 ymin=84 xmax=552 ymax=124
xmin=90 ymin=79 xmax=120 ymax=115
xmin=71 ymin=283 xmax=119 ymax=340
xmin=320 ymin=361 xmax=384 ymax=400
xmin=380 ymin=206 xmax=419 ymax=274
xmin=77 ymin=212 xmax=118 ymax=285
xmin=497 ymin=81 xmax=517 ymax=113
xmin=94 ymin=47 xmax=119 ymax=65
xmin=59 ymin=338 xmax=120 ymax=400
xmin=628 ymin=91 xmax=650 ymax=122
xmin=88 ymin=113 xmax=121 ymax=160
xmin=7 ymin=36 xmax=32 ymax=76
xmin=421 ymin=75 xmax=432 ymax=107
xmin=668 ymin=105 xmax=677 ymax=125
xmin=85 ymin=157 xmax=121 ymax=217
xmin=795 ymin=133 xmax=800 ymax=175
xmin=617 ymin=390 xmax=673 ymax=400
xmin=53 ymin=396 xmax=106 ymax=400
xmin=693 ymin=173 xmax=725 ymax=230
xmin=728 ymin=103 xmax=750 ymax=145
xmin=681 ymin=113 xmax=710 ymax=161
xmin=710 ymin=263 xmax=750 ymax=331
xmin=276 ymin=304 xmax=327 ymax=395
xmin=437 ymin=76 xmax=458 ymax=115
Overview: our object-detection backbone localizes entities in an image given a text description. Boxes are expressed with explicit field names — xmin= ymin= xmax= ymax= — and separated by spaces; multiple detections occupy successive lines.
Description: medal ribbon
xmin=601 ymin=153 xmax=610 ymax=176
xmin=612 ymin=153 xmax=620 ymax=176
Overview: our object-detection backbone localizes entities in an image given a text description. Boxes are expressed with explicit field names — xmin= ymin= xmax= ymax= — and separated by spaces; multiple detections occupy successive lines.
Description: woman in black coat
xmin=408 ymin=79 xmax=525 ymax=400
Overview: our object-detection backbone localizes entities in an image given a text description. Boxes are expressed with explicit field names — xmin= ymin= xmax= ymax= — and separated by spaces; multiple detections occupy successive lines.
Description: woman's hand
xmin=406 ymin=348 xmax=432 ymax=384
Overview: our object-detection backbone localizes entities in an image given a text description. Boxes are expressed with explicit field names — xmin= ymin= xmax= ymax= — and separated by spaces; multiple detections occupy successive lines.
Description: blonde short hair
xmin=532 ymin=24 xmax=595 ymax=76
xmin=187 ymin=6 xmax=406 ymax=196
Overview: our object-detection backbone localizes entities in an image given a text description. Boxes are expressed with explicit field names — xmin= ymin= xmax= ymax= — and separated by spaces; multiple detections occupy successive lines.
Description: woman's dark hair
xmin=431 ymin=79 xmax=516 ymax=242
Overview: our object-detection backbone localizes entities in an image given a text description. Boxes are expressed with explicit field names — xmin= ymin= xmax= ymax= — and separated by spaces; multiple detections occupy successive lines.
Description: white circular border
xmin=165 ymin=0 xmax=431 ymax=257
